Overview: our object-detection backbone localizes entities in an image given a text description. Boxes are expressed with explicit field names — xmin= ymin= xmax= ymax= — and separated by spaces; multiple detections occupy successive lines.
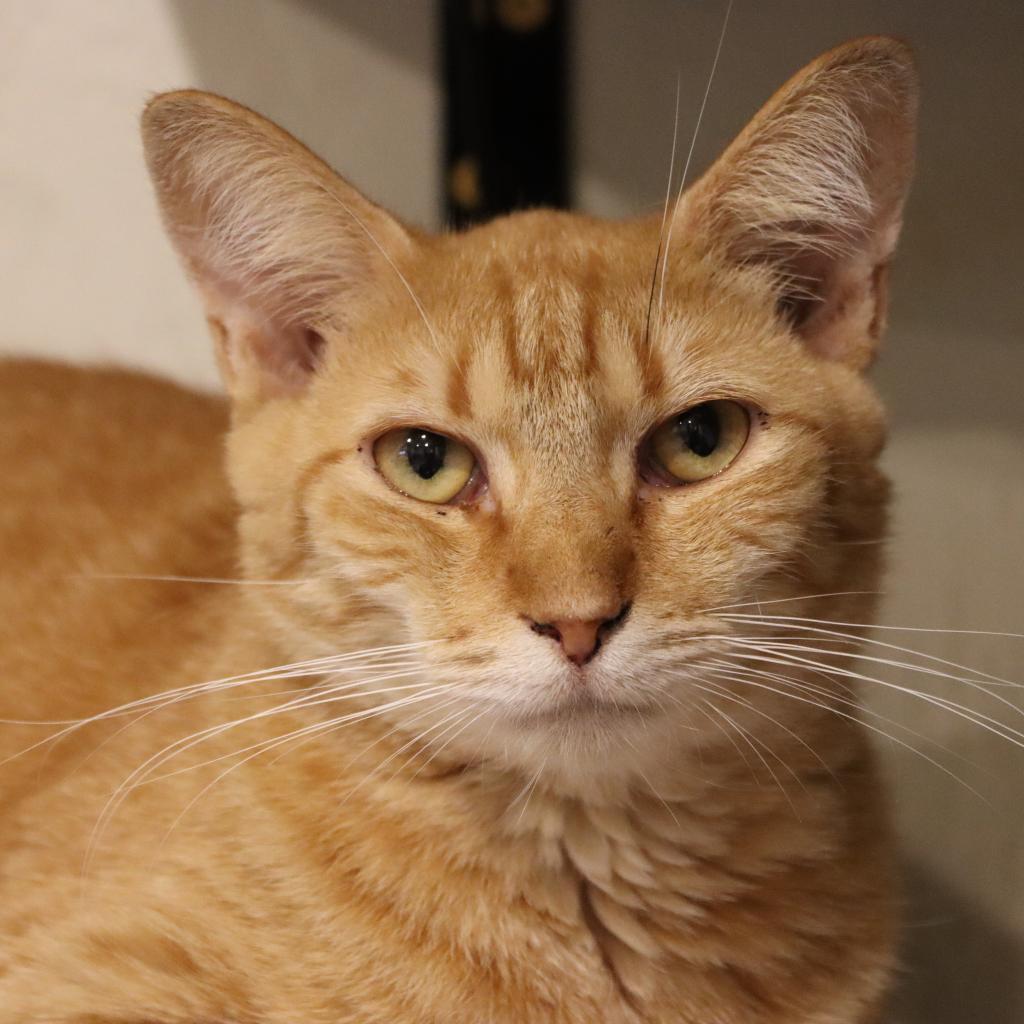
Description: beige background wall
xmin=1 ymin=2 xmax=1021 ymax=1020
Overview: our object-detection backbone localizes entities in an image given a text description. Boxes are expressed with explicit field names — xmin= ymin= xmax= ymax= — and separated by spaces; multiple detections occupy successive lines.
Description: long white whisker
xmin=728 ymin=636 xmax=1024 ymax=728
xmin=635 ymin=766 xmax=682 ymax=828
xmin=718 ymin=615 xmax=1024 ymax=687
xmin=143 ymin=681 xmax=448 ymax=789
xmin=84 ymin=668 xmax=428 ymax=872
xmin=686 ymin=695 xmax=757 ymax=778
xmin=688 ymin=669 xmax=836 ymax=782
xmin=643 ymin=74 xmax=682 ymax=348
xmin=693 ymin=656 xmax=989 ymax=802
xmin=331 ymin=695 xmax=468 ymax=805
xmin=698 ymin=692 xmax=798 ymax=814
xmin=68 ymin=573 xmax=318 ymax=587
xmin=721 ymin=645 xmax=1024 ymax=750
xmin=701 ymin=655 xmax=982 ymax=772
xmin=703 ymin=591 xmax=881 ymax=613
xmin=111 ymin=669 xmax=429 ymax=796
xmin=157 ymin=687 xmax=456 ymax=843
xmin=513 ymin=757 xmax=548 ymax=828
xmin=694 ymin=680 xmax=807 ymax=791
xmin=721 ymin=610 xmax=1024 ymax=641
xmin=320 ymin=186 xmax=443 ymax=353
xmin=57 ymin=657 xmax=426 ymax=785
xmin=657 ymin=0 xmax=734 ymax=317
xmin=406 ymin=706 xmax=481 ymax=782
xmin=1 ymin=643 xmax=435 ymax=753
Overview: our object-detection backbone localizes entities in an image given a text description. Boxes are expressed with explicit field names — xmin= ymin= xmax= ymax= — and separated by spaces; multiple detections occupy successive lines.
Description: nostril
xmin=528 ymin=601 xmax=633 ymax=668
xmin=530 ymin=620 xmax=563 ymax=643
xmin=599 ymin=601 xmax=632 ymax=637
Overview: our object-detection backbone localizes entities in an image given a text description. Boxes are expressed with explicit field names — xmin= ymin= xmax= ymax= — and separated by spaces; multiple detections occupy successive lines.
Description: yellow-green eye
xmin=648 ymin=400 xmax=750 ymax=484
xmin=373 ymin=427 xmax=476 ymax=504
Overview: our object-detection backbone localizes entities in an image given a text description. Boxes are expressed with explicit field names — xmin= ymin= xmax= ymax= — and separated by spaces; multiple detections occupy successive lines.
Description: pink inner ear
xmin=758 ymin=232 xmax=841 ymax=331
xmin=208 ymin=303 xmax=329 ymax=400
xmin=297 ymin=327 xmax=327 ymax=373
xmin=722 ymin=183 xmax=903 ymax=367
xmin=779 ymin=208 xmax=903 ymax=367
xmin=243 ymin=319 xmax=329 ymax=396
xmin=794 ymin=252 xmax=888 ymax=367
xmin=195 ymin=258 xmax=335 ymax=399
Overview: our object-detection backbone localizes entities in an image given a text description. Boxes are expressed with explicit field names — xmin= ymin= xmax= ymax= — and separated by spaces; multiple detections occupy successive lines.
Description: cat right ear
xmin=142 ymin=91 xmax=413 ymax=405
xmin=676 ymin=37 xmax=918 ymax=370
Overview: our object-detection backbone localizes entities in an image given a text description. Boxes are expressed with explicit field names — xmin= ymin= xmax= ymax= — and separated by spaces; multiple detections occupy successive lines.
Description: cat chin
xmin=428 ymin=691 xmax=702 ymax=797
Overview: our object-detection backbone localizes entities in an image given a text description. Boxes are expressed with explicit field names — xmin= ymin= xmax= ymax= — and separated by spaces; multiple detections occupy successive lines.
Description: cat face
xmin=144 ymin=38 xmax=916 ymax=785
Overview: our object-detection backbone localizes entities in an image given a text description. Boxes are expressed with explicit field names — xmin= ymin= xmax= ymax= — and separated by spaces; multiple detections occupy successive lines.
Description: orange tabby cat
xmin=0 ymin=37 xmax=916 ymax=1023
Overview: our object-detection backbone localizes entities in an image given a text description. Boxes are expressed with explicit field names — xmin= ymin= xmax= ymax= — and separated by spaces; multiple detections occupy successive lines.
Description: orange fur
xmin=0 ymin=38 xmax=916 ymax=1023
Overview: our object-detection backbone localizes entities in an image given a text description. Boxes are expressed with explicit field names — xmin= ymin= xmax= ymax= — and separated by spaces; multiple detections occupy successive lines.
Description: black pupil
xmin=675 ymin=404 xmax=720 ymax=458
xmin=401 ymin=430 xmax=447 ymax=479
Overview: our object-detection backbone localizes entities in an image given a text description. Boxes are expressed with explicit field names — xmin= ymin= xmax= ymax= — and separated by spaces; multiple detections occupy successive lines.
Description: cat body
xmin=0 ymin=38 xmax=916 ymax=1023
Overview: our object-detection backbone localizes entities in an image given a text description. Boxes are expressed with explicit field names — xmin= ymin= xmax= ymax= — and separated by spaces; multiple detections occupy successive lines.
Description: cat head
xmin=143 ymin=38 xmax=917 ymax=792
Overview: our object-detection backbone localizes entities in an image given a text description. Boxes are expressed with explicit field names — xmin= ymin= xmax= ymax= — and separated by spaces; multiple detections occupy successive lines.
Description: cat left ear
xmin=142 ymin=91 xmax=414 ymax=404
xmin=678 ymin=37 xmax=918 ymax=369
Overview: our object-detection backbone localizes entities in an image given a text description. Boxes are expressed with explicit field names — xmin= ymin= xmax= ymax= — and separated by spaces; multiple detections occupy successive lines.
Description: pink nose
xmin=529 ymin=604 xmax=631 ymax=666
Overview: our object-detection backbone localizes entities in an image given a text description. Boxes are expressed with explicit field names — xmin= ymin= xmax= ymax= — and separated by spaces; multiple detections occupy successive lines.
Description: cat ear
xmin=142 ymin=90 xmax=413 ymax=402
xmin=678 ymin=37 xmax=918 ymax=369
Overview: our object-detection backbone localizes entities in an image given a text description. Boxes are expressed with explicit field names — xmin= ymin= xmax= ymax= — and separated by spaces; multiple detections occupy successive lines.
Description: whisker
xmin=692 ymin=655 xmax=989 ymax=803
xmin=68 ymin=573 xmax=318 ymax=587
xmin=330 ymin=695 xmax=469 ymax=804
xmin=695 ymin=627 xmax=1023 ymax=724
xmin=698 ymin=692 xmax=799 ymax=814
xmin=643 ymin=74 xmax=682 ymax=349
xmin=635 ymin=766 xmax=682 ymax=828
xmin=512 ymin=757 xmax=548 ymax=828
xmin=720 ymin=645 xmax=1024 ymax=750
xmin=694 ymin=695 xmax=759 ymax=776
xmin=1 ymin=643 xmax=435 ymax=756
xmin=728 ymin=634 xmax=1024 ymax=722
xmin=215 ymin=660 xmax=426 ymax=703
xmin=695 ymin=681 xmax=807 ymax=793
xmin=157 ymin=687 xmax=457 ymax=844
xmin=703 ymin=591 xmax=881 ymax=613
xmin=406 ymin=706 xmax=481 ymax=781
xmin=84 ymin=668 xmax=430 ymax=871
xmin=657 ymin=0 xmax=734 ymax=318
xmin=719 ymin=611 xmax=1024 ymax=644
xmin=142 ymin=680 xmax=447 ymax=789
xmin=701 ymin=655 xmax=982 ymax=772
xmin=112 ymin=669 xmax=430 ymax=792
xmin=715 ymin=621 xmax=1024 ymax=742
xmin=688 ymin=670 xmax=836 ymax=782
xmin=60 ymin=655 xmax=425 ymax=781
xmin=320 ymin=185 xmax=443 ymax=353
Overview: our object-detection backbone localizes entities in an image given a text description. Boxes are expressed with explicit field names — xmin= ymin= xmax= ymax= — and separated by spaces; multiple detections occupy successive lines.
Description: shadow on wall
xmin=894 ymin=860 xmax=1024 ymax=1023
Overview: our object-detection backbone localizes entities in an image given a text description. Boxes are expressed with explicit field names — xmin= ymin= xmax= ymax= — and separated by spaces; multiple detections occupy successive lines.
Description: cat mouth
xmin=516 ymin=693 xmax=661 ymax=726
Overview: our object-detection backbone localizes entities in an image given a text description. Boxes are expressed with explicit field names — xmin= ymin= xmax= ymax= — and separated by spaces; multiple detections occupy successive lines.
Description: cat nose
xmin=529 ymin=603 xmax=632 ymax=667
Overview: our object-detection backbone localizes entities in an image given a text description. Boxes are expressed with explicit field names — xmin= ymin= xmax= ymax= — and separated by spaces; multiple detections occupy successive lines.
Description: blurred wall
xmin=1 ymin=2 xmax=1022 ymax=1020
xmin=0 ymin=0 xmax=439 ymax=387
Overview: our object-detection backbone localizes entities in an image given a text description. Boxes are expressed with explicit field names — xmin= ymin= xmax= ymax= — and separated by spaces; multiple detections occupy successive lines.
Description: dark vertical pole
xmin=442 ymin=0 xmax=569 ymax=229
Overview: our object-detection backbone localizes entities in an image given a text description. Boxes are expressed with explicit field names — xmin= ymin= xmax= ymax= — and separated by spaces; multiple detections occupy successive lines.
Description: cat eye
xmin=645 ymin=400 xmax=750 ymax=485
xmin=373 ymin=427 xmax=477 ymax=504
